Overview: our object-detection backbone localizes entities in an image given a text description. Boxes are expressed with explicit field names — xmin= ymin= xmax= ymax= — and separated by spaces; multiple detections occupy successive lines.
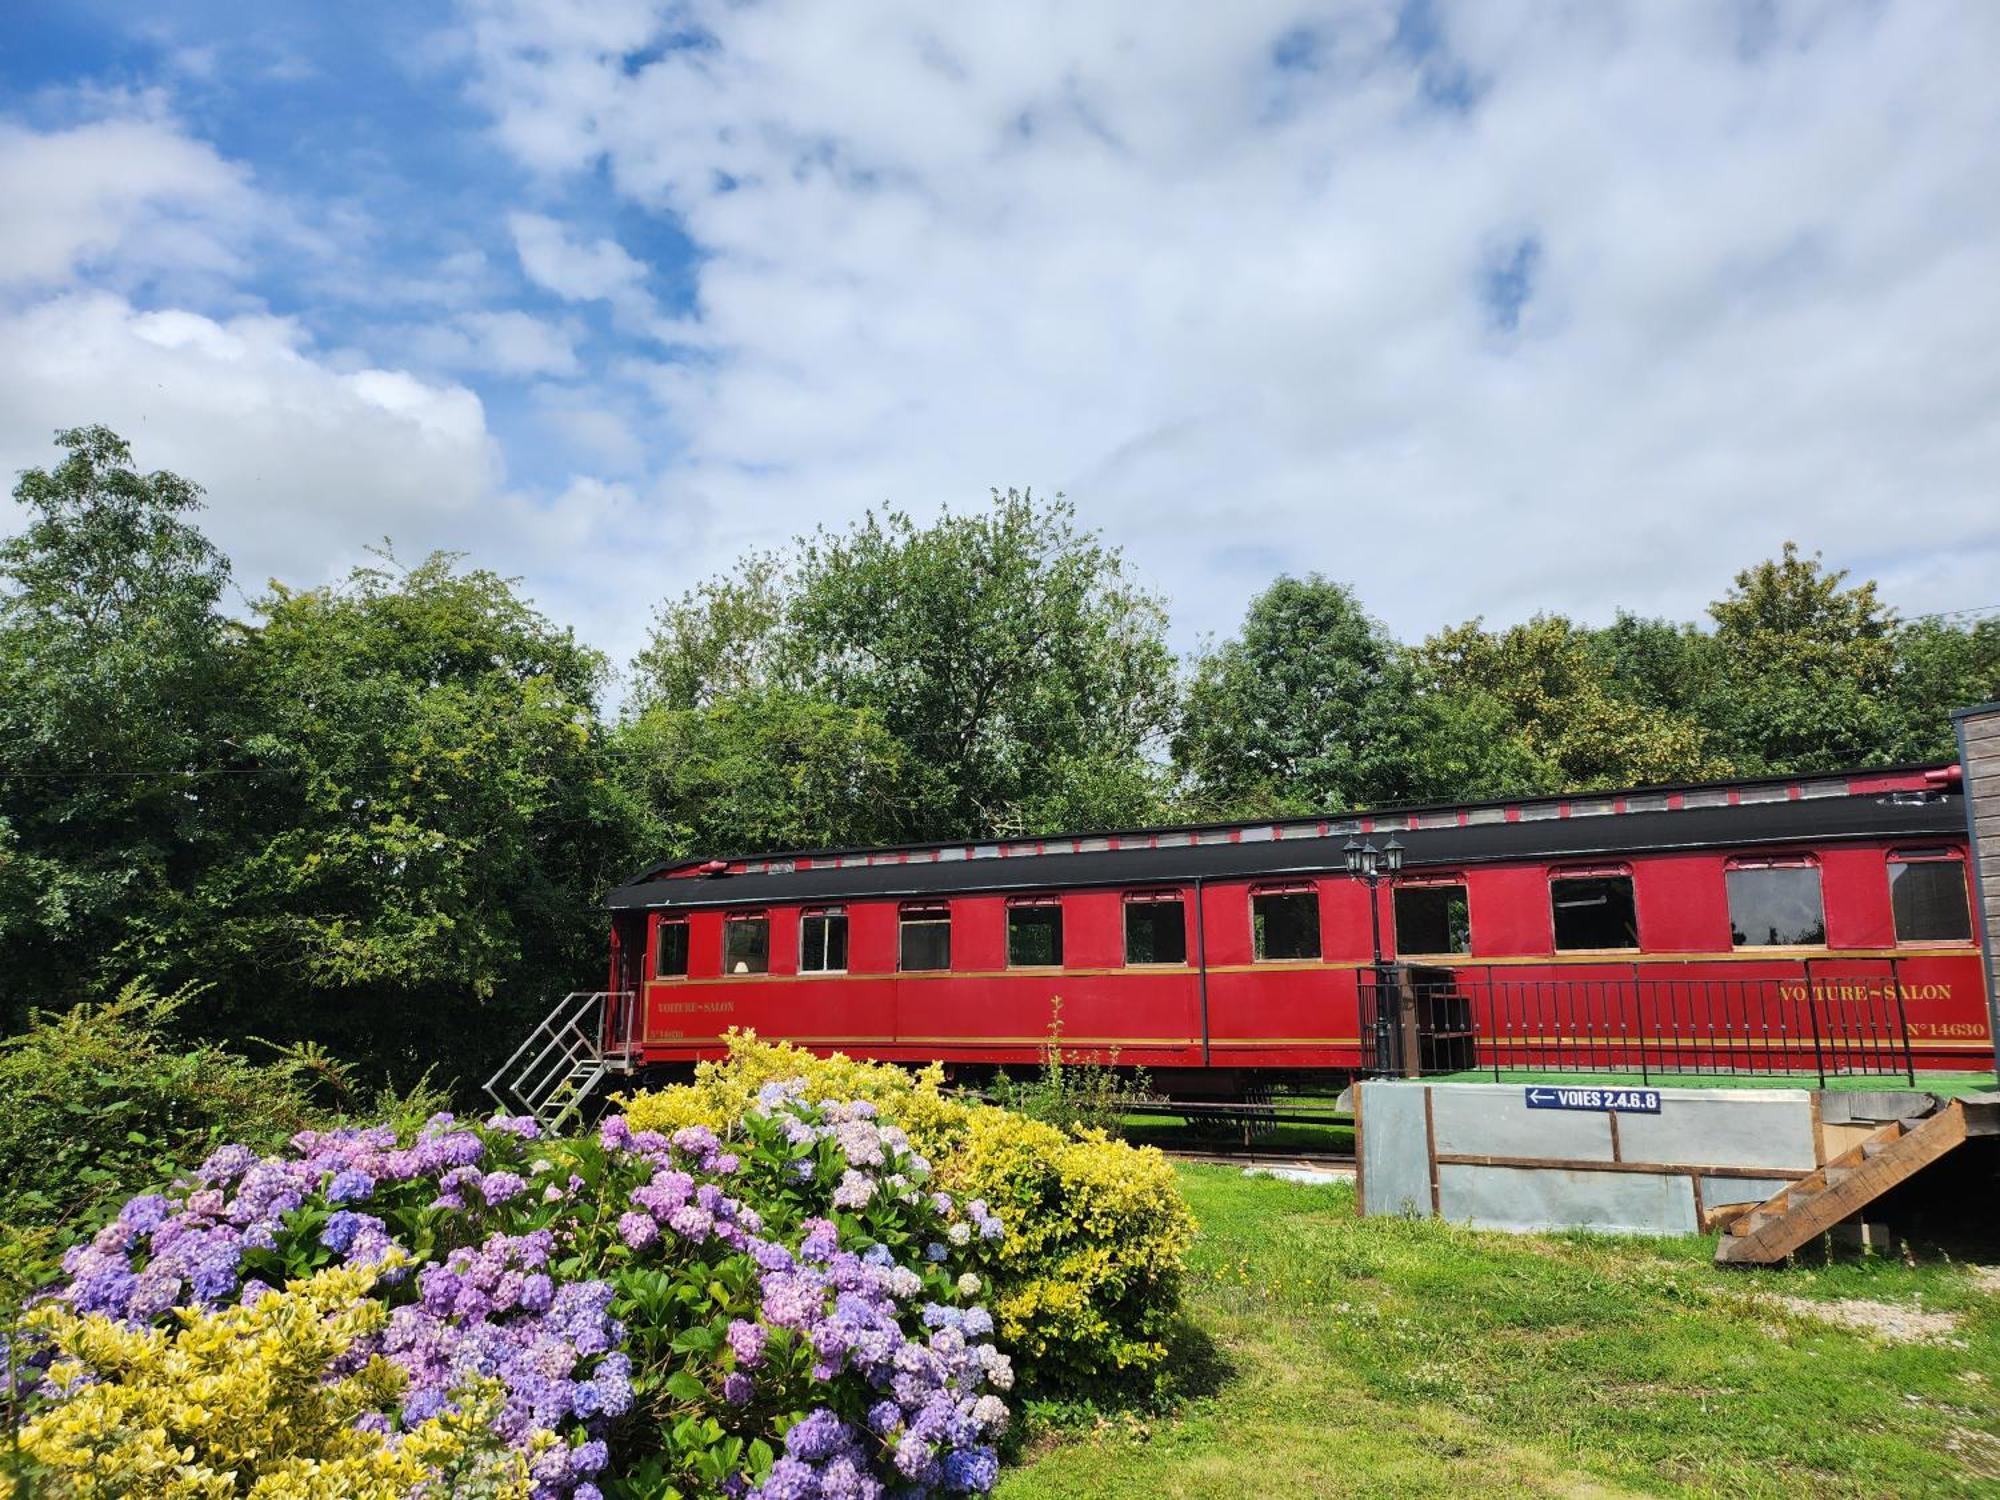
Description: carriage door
xmin=609 ymin=912 xmax=646 ymax=1051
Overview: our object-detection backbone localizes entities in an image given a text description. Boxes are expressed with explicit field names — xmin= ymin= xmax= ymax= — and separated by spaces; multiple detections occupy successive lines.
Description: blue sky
xmin=3 ymin=2 xmax=1997 ymax=678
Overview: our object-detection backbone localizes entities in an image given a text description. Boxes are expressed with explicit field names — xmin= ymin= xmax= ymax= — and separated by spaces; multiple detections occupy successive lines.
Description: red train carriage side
xmin=602 ymin=763 xmax=1993 ymax=1087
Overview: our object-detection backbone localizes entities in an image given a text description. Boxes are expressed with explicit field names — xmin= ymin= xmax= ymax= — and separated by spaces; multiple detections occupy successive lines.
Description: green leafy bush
xmin=624 ymin=1033 xmax=1196 ymax=1395
xmin=0 ymin=980 xmax=447 ymax=1302
xmin=13 ymin=1262 xmax=529 ymax=1499
xmin=988 ymin=1001 xmax=1158 ymax=1138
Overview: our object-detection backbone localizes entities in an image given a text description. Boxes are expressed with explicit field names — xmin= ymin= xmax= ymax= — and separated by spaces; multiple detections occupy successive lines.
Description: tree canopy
xmin=1174 ymin=575 xmax=1412 ymax=815
xmin=630 ymin=490 xmax=1178 ymax=843
xmin=2 ymin=424 xmax=1994 ymax=1089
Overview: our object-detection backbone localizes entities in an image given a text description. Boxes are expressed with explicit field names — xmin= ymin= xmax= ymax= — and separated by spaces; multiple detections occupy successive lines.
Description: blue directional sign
xmin=1524 ymin=1085 xmax=1661 ymax=1114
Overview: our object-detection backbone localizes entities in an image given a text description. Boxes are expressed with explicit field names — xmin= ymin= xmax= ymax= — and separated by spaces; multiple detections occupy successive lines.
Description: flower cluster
xmin=15 ymin=1262 xmax=532 ymax=1499
xmin=32 ymin=1086 xmax=1020 ymax=1500
xmin=47 ymin=1112 xmax=619 ymax=1499
xmin=688 ymin=1091 xmax=1016 ymax=1498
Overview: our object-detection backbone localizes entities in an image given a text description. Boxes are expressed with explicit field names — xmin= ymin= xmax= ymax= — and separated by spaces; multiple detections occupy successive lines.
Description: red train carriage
xmin=599 ymin=763 xmax=1995 ymax=1090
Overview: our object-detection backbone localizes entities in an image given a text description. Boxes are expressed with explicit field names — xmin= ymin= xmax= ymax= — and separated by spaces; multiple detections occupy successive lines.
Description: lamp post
xmin=1342 ymin=835 xmax=1405 ymax=967
xmin=1347 ymin=834 xmax=1408 ymax=1074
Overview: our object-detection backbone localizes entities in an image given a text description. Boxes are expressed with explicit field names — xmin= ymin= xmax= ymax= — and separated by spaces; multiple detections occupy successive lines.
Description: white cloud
xmin=413 ymin=308 xmax=582 ymax=376
xmin=455 ymin=0 xmax=2000 ymax=641
xmin=5 ymin=3 xmax=1998 ymax=704
xmin=0 ymin=292 xmax=498 ymax=587
xmin=0 ymin=104 xmax=663 ymax=671
xmin=0 ymin=111 xmax=252 ymax=288
xmin=509 ymin=210 xmax=659 ymax=318
xmin=0 ymin=290 xmax=671 ymax=672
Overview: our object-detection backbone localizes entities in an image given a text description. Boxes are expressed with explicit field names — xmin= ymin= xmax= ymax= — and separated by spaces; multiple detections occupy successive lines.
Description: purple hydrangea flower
xmin=479 ymin=1170 xmax=528 ymax=1205
xmin=726 ymin=1318 xmax=767 ymax=1368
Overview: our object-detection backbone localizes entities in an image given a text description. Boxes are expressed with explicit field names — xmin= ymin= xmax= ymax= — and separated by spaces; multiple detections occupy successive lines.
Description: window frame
xmin=1547 ymin=865 xmax=1641 ymax=953
xmin=1722 ymin=854 xmax=1827 ymax=950
xmin=1250 ymin=881 xmax=1322 ymax=962
xmin=798 ymin=905 xmax=849 ymax=975
xmin=654 ymin=915 xmax=690 ymax=979
xmin=1391 ymin=875 xmax=1471 ymax=957
xmin=1884 ymin=847 xmax=1975 ymax=945
xmin=721 ymin=909 xmax=772 ymax=976
xmin=1005 ymin=895 xmax=1065 ymax=969
xmin=898 ymin=901 xmax=953 ymax=973
xmin=1122 ymin=889 xmax=1188 ymax=967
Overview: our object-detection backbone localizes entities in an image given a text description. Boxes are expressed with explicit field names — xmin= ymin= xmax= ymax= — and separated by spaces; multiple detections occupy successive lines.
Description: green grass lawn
xmin=1117 ymin=1115 xmax=1356 ymax=1155
xmin=998 ymin=1167 xmax=2000 ymax=1499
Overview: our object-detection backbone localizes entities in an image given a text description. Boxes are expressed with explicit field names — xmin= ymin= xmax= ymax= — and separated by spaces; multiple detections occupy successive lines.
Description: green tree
xmin=1705 ymin=543 xmax=1897 ymax=773
xmin=1173 ymin=575 xmax=1413 ymax=815
xmin=1586 ymin=611 xmax=1722 ymax=721
xmin=630 ymin=491 xmax=1177 ymax=841
xmin=0 ymin=426 xmax=233 ymax=1027
xmin=1883 ymin=615 xmax=2000 ymax=762
xmin=629 ymin=551 xmax=791 ymax=713
xmin=614 ymin=688 xmax=909 ymax=857
xmin=188 ymin=550 xmax=646 ymax=1079
xmin=1410 ymin=615 xmax=1729 ymax=793
xmin=1396 ymin=685 xmax=1566 ymax=803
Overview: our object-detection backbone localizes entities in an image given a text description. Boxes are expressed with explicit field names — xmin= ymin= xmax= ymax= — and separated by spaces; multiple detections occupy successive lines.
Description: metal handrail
xmin=484 ymin=990 xmax=637 ymax=1128
xmin=1359 ymin=962 xmax=1916 ymax=1086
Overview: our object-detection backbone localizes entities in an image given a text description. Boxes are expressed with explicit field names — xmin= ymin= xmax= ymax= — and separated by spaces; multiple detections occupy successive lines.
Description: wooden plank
xmin=1731 ymin=1121 xmax=1901 ymax=1235
xmin=1717 ymin=1103 xmax=1968 ymax=1264
xmin=1707 ymin=1200 xmax=1757 ymax=1233
xmin=1435 ymin=1152 xmax=1810 ymax=1180
xmin=1962 ymin=717 xmax=2000 ymax=746
xmin=1824 ymin=1122 xmax=1899 ymax=1161
xmin=1353 ymin=1081 xmax=1366 ymax=1217
xmin=1423 ymin=1086 xmax=1440 ymax=1216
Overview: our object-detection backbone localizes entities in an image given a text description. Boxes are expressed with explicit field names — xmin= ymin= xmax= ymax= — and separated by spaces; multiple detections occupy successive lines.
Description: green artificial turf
xmin=999 ymin=1166 xmax=2000 ymax=1499
xmin=1425 ymin=1068 xmax=1998 ymax=1099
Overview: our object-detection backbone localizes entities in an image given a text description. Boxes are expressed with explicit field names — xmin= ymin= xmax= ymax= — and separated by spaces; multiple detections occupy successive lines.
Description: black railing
xmin=1360 ymin=962 xmax=1916 ymax=1087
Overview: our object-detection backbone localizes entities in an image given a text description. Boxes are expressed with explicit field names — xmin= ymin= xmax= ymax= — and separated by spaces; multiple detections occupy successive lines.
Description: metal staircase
xmin=485 ymin=991 xmax=639 ymax=1132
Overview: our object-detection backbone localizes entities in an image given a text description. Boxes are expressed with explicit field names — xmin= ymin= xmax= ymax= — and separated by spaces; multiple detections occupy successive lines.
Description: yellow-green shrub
xmin=622 ymin=1032 xmax=1196 ymax=1392
xmin=12 ymin=1262 xmax=530 ymax=1499
xmin=947 ymin=1109 xmax=1193 ymax=1383
xmin=621 ymin=1030 xmax=975 ymax=1161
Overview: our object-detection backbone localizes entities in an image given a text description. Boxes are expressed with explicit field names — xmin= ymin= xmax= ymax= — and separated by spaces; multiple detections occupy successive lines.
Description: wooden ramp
xmin=1715 ymin=1100 xmax=1970 ymax=1265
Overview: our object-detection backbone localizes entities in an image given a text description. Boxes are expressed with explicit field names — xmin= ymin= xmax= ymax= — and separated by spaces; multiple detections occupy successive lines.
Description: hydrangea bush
xmin=8 ymin=1087 xmax=1024 ymax=1499
xmin=623 ymin=1034 xmax=1196 ymax=1392
xmin=14 ymin=1261 xmax=531 ymax=1498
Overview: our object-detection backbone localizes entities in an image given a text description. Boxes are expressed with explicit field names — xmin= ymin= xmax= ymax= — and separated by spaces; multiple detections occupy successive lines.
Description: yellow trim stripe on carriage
xmin=644 ymin=945 xmax=1979 ymax=990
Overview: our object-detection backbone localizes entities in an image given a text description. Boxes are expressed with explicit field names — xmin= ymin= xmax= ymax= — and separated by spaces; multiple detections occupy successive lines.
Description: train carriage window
xmin=656 ymin=917 xmax=690 ymax=978
xmin=1124 ymin=891 xmax=1187 ymax=965
xmin=1007 ymin=897 xmax=1064 ymax=967
xmin=723 ymin=912 xmax=770 ymax=974
xmin=899 ymin=903 xmax=952 ymax=971
xmin=1550 ymin=869 xmax=1638 ymax=951
xmin=1887 ymin=849 xmax=1973 ymax=942
xmin=1252 ymin=883 xmax=1321 ymax=961
xmin=1393 ymin=881 xmax=1470 ymax=955
xmin=1725 ymin=858 xmax=1825 ymax=947
xmin=799 ymin=907 xmax=848 ymax=973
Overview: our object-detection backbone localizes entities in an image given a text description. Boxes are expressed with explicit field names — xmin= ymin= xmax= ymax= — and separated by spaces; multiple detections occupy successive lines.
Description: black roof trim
xmin=606 ymin=791 xmax=1962 ymax=911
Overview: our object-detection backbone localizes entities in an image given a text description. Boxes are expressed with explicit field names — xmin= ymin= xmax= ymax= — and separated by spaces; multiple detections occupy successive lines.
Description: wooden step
xmin=1715 ymin=1104 xmax=1968 ymax=1266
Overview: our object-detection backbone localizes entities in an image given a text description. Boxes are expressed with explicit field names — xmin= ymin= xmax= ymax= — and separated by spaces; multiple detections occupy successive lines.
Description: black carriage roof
xmin=606 ymin=762 xmax=1965 ymax=911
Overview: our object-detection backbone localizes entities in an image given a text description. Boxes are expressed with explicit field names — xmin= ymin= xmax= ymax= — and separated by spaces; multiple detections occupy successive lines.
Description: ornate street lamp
xmin=1343 ymin=835 xmax=1404 ymax=966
